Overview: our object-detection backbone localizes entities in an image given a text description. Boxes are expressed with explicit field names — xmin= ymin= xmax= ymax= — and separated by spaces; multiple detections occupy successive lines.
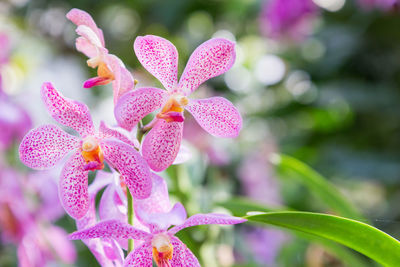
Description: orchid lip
xmin=81 ymin=136 xmax=104 ymax=171
xmin=152 ymin=233 xmax=173 ymax=267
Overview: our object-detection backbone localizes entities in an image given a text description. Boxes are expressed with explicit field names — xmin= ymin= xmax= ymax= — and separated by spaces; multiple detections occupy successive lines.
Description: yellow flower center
xmin=81 ymin=136 xmax=104 ymax=171
xmin=156 ymin=94 xmax=188 ymax=123
xmin=152 ymin=234 xmax=173 ymax=267
xmin=87 ymin=57 xmax=115 ymax=84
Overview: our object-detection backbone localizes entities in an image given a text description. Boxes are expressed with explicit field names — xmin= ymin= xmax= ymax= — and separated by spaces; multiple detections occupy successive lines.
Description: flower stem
xmin=127 ymin=187 xmax=134 ymax=252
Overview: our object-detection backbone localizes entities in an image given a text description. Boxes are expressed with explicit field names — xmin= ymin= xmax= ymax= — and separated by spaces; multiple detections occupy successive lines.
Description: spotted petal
xmin=19 ymin=125 xmax=78 ymax=170
xmin=123 ymin=242 xmax=152 ymax=267
xmin=177 ymin=38 xmax=235 ymax=96
xmin=168 ymin=213 xmax=246 ymax=235
xmin=69 ymin=220 xmax=150 ymax=240
xmin=101 ymin=140 xmax=152 ymax=199
xmin=60 ymin=150 xmax=89 ymax=219
xmin=142 ymin=120 xmax=183 ymax=172
xmin=186 ymin=97 xmax=242 ymax=138
xmin=170 ymin=236 xmax=201 ymax=267
xmin=41 ymin=82 xmax=95 ymax=137
xmin=99 ymin=121 xmax=136 ymax=148
xmin=66 ymin=8 xmax=105 ymax=47
xmin=134 ymin=35 xmax=178 ymax=90
xmin=114 ymin=87 xmax=168 ymax=131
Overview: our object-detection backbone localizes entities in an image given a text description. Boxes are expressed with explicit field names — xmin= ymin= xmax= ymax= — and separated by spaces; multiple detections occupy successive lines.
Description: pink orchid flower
xmin=70 ymin=205 xmax=246 ymax=266
xmin=66 ymin=8 xmax=135 ymax=104
xmin=115 ymin=35 xmax=242 ymax=171
xmin=76 ymin=171 xmax=126 ymax=267
xmin=19 ymin=82 xmax=152 ymax=219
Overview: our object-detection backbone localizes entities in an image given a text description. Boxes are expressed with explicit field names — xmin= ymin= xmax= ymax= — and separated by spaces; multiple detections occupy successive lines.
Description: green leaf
xmin=219 ymin=199 xmax=368 ymax=266
xmin=271 ymin=154 xmax=365 ymax=221
xmin=217 ymin=197 xmax=281 ymax=217
xmin=246 ymin=211 xmax=400 ymax=267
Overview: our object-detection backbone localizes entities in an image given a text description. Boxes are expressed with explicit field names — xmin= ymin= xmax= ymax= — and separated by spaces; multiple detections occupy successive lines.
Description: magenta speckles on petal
xmin=41 ymin=82 xmax=95 ymax=137
xmin=101 ymin=140 xmax=152 ymax=199
xmin=99 ymin=121 xmax=136 ymax=148
xmin=142 ymin=120 xmax=183 ymax=172
xmin=19 ymin=125 xmax=78 ymax=170
xmin=168 ymin=213 xmax=247 ymax=235
xmin=123 ymin=242 xmax=152 ymax=267
xmin=170 ymin=236 xmax=201 ymax=267
xmin=59 ymin=150 xmax=90 ymax=219
xmin=177 ymin=38 xmax=236 ymax=96
xmin=134 ymin=35 xmax=179 ymax=90
xmin=186 ymin=97 xmax=242 ymax=138
xmin=69 ymin=220 xmax=151 ymax=241
xmin=114 ymin=87 xmax=168 ymax=131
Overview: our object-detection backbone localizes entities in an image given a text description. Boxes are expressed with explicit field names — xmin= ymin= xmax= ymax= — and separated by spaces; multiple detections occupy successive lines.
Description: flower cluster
xmin=18 ymin=8 xmax=245 ymax=266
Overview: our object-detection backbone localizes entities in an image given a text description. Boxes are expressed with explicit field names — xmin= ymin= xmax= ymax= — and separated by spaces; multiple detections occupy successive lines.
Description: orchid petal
xmin=44 ymin=226 xmax=77 ymax=264
xmin=142 ymin=120 xmax=183 ymax=172
xmin=186 ymin=97 xmax=242 ymax=138
xmin=170 ymin=236 xmax=201 ymax=267
xmin=41 ymin=82 xmax=95 ymax=137
xmin=76 ymin=181 xmax=125 ymax=266
xmin=113 ymin=66 xmax=135 ymax=104
xmin=99 ymin=121 xmax=136 ymax=148
xmin=137 ymin=203 xmax=186 ymax=233
xmin=75 ymin=36 xmax=97 ymax=58
xmin=114 ymin=87 xmax=168 ymax=131
xmin=76 ymin=25 xmax=103 ymax=49
xmin=66 ymin=8 xmax=105 ymax=46
xmin=19 ymin=125 xmax=78 ymax=170
xmin=60 ymin=150 xmax=89 ymax=219
xmin=69 ymin=220 xmax=150 ymax=240
xmin=99 ymin=185 xmax=127 ymax=222
xmin=106 ymin=54 xmax=134 ymax=104
xmin=168 ymin=213 xmax=246 ymax=235
xmin=134 ymin=173 xmax=171 ymax=215
xmin=134 ymin=35 xmax=178 ymax=90
xmin=123 ymin=242 xmax=152 ymax=267
xmin=177 ymin=38 xmax=235 ymax=95
xmin=101 ymin=140 xmax=152 ymax=199
xmin=172 ymin=143 xmax=192 ymax=165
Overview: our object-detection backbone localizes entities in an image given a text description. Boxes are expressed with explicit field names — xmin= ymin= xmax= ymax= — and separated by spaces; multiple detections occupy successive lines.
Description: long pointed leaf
xmin=246 ymin=211 xmax=400 ymax=267
xmin=271 ymin=154 xmax=364 ymax=221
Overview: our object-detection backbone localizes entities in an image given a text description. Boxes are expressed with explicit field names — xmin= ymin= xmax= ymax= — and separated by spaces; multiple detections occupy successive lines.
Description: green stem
xmin=127 ymin=187 xmax=134 ymax=253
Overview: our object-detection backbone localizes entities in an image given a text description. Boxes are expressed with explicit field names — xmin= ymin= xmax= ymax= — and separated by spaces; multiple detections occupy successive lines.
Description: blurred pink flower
xmin=19 ymin=82 xmax=152 ymax=219
xmin=115 ymin=35 xmax=242 ymax=172
xmin=238 ymin=145 xmax=289 ymax=265
xmin=0 ymin=34 xmax=32 ymax=150
xmin=0 ymin=33 xmax=11 ymax=65
xmin=357 ymin=0 xmax=397 ymax=11
xmin=0 ymin=92 xmax=32 ymax=150
xmin=0 ymin=167 xmax=76 ymax=266
xmin=70 ymin=205 xmax=245 ymax=266
xmin=75 ymin=171 xmax=125 ymax=267
xmin=67 ymin=8 xmax=135 ymax=104
xmin=260 ymin=0 xmax=318 ymax=41
xmin=183 ymin=117 xmax=230 ymax=166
